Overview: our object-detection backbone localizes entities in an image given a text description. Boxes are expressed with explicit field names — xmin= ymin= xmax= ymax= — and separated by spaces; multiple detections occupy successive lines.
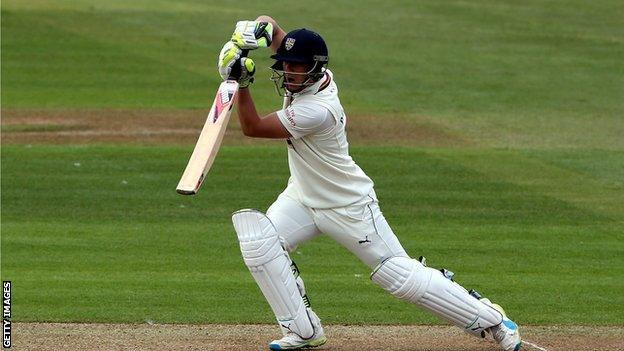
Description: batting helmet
xmin=270 ymin=28 xmax=329 ymax=72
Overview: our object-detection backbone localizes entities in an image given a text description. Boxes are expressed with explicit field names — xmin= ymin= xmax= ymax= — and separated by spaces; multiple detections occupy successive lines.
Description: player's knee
xmin=279 ymin=236 xmax=298 ymax=253
xmin=370 ymin=256 xmax=433 ymax=301
xmin=232 ymin=209 xmax=284 ymax=267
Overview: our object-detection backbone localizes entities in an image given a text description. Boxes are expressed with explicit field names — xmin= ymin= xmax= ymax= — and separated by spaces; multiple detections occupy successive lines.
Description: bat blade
xmin=176 ymin=80 xmax=239 ymax=195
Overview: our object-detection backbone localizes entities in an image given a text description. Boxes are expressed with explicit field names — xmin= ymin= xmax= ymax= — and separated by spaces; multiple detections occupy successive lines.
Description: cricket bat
xmin=176 ymin=79 xmax=240 ymax=195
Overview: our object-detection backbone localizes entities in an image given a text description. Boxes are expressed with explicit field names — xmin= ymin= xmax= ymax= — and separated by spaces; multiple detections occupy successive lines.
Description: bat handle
xmin=228 ymin=49 xmax=250 ymax=81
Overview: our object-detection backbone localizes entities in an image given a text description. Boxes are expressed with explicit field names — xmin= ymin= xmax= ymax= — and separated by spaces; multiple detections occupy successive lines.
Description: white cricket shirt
xmin=276 ymin=69 xmax=374 ymax=208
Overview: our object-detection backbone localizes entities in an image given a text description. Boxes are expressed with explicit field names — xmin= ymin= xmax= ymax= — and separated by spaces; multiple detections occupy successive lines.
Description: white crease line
xmin=524 ymin=339 xmax=549 ymax=351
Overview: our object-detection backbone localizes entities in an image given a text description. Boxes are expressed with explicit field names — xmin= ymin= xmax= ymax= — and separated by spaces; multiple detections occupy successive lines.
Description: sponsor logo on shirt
xmin=285 ymin=107 xmax=296 ymax=127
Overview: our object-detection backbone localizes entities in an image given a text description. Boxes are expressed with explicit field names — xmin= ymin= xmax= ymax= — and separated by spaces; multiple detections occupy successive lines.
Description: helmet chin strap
xmin=270 ymin=62 xmax=325 ymax=96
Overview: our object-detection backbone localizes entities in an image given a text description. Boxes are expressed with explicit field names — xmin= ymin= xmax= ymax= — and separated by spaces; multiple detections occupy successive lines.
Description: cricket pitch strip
xmin=14 ymin=323 xmax=623 ymax=350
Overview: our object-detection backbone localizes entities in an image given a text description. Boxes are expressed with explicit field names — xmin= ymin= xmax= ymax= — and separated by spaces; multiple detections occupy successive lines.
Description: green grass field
xmin=2 ymin=0 xmax=623 ymax=327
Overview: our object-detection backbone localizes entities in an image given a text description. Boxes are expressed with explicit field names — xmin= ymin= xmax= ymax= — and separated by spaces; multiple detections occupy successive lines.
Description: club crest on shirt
xmin=285 ymin=38 xmax=296 ymax=51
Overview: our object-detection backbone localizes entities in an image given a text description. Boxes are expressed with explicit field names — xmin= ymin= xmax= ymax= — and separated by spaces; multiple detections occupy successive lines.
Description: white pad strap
xmin=371 ymin=256 xmax=503 ymax=337
xmin=232 ymin=209 xmax=315 ymax=339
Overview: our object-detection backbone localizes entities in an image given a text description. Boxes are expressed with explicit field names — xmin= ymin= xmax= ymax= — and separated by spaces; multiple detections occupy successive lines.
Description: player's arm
xmin=254 ymin=15 xmax=286 ymax=53
xmin=237 ymin=88 xmax=291 ymax=139
xmin=222 ymin=19 xmax=289 ymax=139
xmin=218 ymin=43 xmax=287 ymax=138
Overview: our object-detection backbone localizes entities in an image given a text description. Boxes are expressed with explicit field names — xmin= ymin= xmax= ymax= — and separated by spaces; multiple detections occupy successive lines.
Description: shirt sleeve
xmin=276 ymin=103 xmax=332 ymax=139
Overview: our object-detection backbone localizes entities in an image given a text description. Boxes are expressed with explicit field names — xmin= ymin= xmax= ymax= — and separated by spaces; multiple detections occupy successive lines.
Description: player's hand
xmin=237 ymin=57 xmax=255 ymax=88
xmin=218 ymin=41 xmax=242 ymax=80
xmin=217 ymin=41 xmax=254 ymax=87
xmin=231 ymin=21 xmax=273 ymax=50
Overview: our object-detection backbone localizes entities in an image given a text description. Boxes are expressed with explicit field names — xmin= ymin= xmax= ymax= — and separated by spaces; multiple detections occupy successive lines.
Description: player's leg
xmin=266 ymin=193 xmax=322 ymax=253
xmin=232 ymin=198 xmax=325 ymax=350
xmin=312 ymin=192 xmax=408 ymax=268
xmin=371 ymin=256 xmax=520 ymax=350
xmin=314 ymin=194 xmax=521 ymax=351
xmin=266 ymin=193 xmax=325 ymax=335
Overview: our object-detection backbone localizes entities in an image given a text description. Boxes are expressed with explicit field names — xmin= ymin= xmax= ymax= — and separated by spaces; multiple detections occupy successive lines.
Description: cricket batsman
xmin=218 ymin=16 xmax=523 ymax=351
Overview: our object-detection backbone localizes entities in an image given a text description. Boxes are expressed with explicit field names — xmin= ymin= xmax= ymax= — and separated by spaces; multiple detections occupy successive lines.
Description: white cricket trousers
xmin=266 ymin=189 xmax=408 ymax=268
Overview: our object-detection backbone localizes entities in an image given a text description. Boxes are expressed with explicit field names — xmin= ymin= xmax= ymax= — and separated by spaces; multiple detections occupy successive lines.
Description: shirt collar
xmin=291 ymin=69 xmax=331 ymax=97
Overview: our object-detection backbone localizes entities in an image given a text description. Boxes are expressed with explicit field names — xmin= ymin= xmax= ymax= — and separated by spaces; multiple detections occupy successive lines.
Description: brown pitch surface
xmin=1 ymin=109 xmax=467 ymax=147
xmin=14 ymin=323 xmax=623 ymax=351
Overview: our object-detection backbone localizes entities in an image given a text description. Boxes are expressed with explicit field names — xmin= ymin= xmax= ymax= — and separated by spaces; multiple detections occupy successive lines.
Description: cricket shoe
xmin=483 ymin=299 xmax=522 ymax=351
xmin=269 ymin=310 xmax=326 ymax=350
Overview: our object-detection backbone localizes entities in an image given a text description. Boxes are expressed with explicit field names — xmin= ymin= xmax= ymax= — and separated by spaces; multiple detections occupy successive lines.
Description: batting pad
xmin=371 ymin=256 xmax=503 ymax=337
xmin=232 ymin=209 xmax=315 ymax=339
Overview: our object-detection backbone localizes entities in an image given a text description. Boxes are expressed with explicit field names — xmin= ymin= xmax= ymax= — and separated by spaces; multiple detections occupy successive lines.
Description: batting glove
xmin=231 ymin=21 xmax=273 ymax=50
xmin=218 ymin=41 xmax=242 ymax=80
xmin=236 ymin=57 xmax=255 ymax=88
